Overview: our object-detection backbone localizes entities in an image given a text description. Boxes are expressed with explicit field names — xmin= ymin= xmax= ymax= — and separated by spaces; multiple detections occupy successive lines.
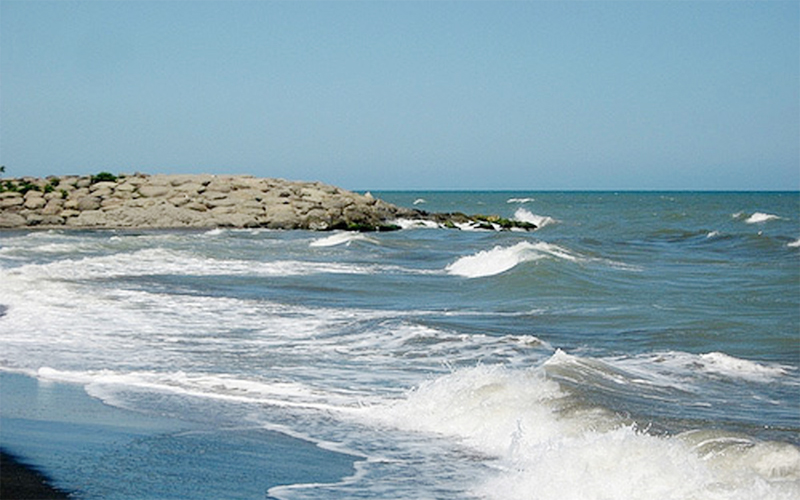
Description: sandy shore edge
xmin=0 ymin=450 xmax=71 ymax=500
xmin=0 ymin=371 xmax=359 ymax=498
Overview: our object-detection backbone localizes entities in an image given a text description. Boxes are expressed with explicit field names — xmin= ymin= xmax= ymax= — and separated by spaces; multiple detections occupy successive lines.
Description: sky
xmin=1 ymin=1 xmax=798 ymax=191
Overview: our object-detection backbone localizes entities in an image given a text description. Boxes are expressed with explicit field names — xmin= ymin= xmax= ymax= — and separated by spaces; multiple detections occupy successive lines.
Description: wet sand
xmin=0 ymin=372 xmax=358 ymax=499
xmin=1 ymin=450 xmax=70 ymax=500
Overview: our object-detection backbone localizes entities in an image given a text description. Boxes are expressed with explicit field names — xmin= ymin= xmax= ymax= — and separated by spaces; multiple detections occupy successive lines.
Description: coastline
xmin=0 ymin=371 xmax=359 ymax=500
xmin=0 ymin=174 xmax=536 ymax=231
xmin=1 ymin=450 xmax=70 ymax=500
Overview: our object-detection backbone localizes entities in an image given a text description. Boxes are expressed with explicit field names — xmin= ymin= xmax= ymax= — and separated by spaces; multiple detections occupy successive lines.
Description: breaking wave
xmin=309 ymin=232 xmax=376 ymax=248
xmin=734 ymin=211 xmax=783 ymax=224
xmin=445 ymin=241 xmax=578 ymax=278
xmin=371 ymin=363 xmax=800 ymax=500
xmin=512 ymin=208 xmax=557 ymax=228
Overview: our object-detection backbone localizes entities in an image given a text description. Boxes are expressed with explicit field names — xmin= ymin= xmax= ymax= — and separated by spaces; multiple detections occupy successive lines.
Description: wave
xmin=734 ymin=211 xmax=783 ymax=224
xmin=696 ymin=351 xmax=792 ymax=382
xmin=370 ymin=363 xmax=800 ymax=500
xmin=547 ymin=349 xmax=793 ymax=390
xmin=507 ymin=197 xmax=535 ymax=204
xmin=445 ymin=241 xmax=577 ymax=278
xmin=789 ymin=239 xmax=800 ymax=248
xmin=309 ymin=232 xmax=376 ymax=248
xmin=649 ymin=350 xmax=792 ymax=384
xmin=512 ymin=208 xmax=557 ymax=229
xmin=35 ymin=367 xmax=355 ymax=413
xmin=8 ymin=324 xmax=799 ymax=500
xmin=390 ymin=218 xmax=441 ymax=229
xmin=747 ymin=212 xmax=782 ymax=224
xmin=2 ymin=248 xmax=380 ymax=282
xmin=445 ymin=239 xmax=615 ymax=278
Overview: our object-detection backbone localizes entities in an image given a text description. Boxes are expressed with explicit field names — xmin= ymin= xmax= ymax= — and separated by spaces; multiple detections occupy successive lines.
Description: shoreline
xmin=0 ymin=173 xmax=536 ymax=231
xmin=0 ymin=450 xmax=70 ymax=500
xmin=0 ymin=371 xmax=359 ymax=499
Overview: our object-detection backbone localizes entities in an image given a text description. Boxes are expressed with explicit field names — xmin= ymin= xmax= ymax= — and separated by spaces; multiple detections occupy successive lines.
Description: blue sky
xmin=1 ymin=1 xmax=798 ymax=190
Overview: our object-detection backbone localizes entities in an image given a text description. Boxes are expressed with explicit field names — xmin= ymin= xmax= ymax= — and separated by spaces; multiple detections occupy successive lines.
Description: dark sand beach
xmin=1 ymin=450 xmax=70 ymax=500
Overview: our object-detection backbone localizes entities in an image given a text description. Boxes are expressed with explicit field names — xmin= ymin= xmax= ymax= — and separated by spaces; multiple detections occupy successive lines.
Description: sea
xmin=0 ymin=191 xmax=798 ymax=500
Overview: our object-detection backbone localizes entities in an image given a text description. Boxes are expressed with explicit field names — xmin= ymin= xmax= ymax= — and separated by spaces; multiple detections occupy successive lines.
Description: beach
xmin=0 ymin=372 xmax=358 ymax=499
xmin=1 ymin=450 xmax=69 ymax=500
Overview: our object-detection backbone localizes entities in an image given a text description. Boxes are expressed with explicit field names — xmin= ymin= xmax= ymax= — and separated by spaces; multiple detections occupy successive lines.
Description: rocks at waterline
xmin=0 ymin=173 xmax=537 ymax=231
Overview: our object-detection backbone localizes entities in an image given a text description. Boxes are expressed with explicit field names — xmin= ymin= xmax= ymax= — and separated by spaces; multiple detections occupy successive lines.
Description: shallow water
xmin=1 ymin=191 xmax=798 ymax=499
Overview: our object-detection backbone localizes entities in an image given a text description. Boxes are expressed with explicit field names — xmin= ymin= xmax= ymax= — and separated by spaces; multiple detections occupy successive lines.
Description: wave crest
xmin=513 ymin=208 xmax=557 ymax=228
xmin=445 ymin=241 xmax=577 ymax=278
xmin=734 ymin=211 xmax=783 ymax=224
xmin=374 ymin=363 xmax=800 ymax=500
xmin=309 ymin=232 xmax=374 ymax=247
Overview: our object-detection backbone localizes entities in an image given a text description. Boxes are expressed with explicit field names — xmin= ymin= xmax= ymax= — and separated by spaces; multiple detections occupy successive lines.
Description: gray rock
xmin=90 ymin=181 xmax=118 ymax=192
xmin=42 ymin=199 xmax=64 ymax=215
xmin=0 ymin=212 xmax=26 ymax=228
xmin=0 ymin=196 xmax=23 ymax=208
xmin=137 ymin=185 xmax=171 ymax=198
xmin=23 ymin=196 xmax=46 ymax=210
xmin=40 ymin=215 xmax=66 ymax=225
xmin=67 ymin=210 xmax=108 ymax=227
xmin=77 ymin=196 xmax=102 ymax=211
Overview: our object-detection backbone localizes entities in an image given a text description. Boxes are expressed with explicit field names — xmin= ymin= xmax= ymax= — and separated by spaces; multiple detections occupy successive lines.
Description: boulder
xmin=90 ymin=181 xmax=118 ymax=192
xmin=23 ymin=196 xmax=46 ymax=210
xmin=76 ymin=196 xmax=102 ymax=211
xmin=42 ymin=199 xmax=64 ymax=215
xmin=0 ymin=196 xmax=23 ymax=209
xmin=0 ymin=212 xmax=26 ymax=228
xmin=137 ymin=185 xmax=171 ymax=198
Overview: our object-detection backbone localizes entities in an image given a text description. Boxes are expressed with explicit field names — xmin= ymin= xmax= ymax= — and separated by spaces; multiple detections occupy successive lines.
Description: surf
xmin=370 ymin=362 xmax=800 ymax=500
xmin=445 ymin=241 xmax=585 ymax=278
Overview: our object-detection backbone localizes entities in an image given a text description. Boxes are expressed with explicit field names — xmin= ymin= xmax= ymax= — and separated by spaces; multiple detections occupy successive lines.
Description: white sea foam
xmin=737 ymin=212 xmax=783 ymax=224
xmin=446 ymin=241 xmax=578 ymax=278
xmin=507 ymin=197 xmax=535 ymax=204
xmin=391 ymin=218 xmax=441 ymax=229
xmin=368 ymin=363 xmax=800 ymax=500
xmin=788 ymin=239 xmax=800 ymax=248
xmin=413 ymin=198 xmax=426 ymax=205
xmin=698 ymin=351 xmax=791 ymax=381
xmin=512 ymin=208 xmax=557 ymax=228
xmin=4 ymin=248 xmax=375 ymax=281
xmin=578 ymin=350 xmax=794 ymax=389
xmin=309 ymin=232 xmax=374 ymax=247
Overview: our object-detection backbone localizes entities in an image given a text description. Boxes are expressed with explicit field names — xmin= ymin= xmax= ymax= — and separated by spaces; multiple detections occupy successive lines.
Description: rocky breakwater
xmin=0 ymin=173 xmax=421 ymax=230
xmin=0 ymin=173 xmax=537 ymax=231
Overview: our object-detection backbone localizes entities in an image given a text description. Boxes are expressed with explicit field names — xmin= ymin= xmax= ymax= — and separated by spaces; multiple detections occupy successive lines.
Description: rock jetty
xmin=0 ymin=173 xmax=537 ymax=231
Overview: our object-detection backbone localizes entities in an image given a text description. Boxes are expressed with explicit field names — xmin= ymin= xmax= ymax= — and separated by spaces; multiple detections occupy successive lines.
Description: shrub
xmin=91 ymin=171 xmax=117 ymax=184
xmin=17 ymin=181 xmax=40 ymax=195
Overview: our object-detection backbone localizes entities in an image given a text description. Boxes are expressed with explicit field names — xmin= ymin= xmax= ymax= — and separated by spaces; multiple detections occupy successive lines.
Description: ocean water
xmin=0 ymin=191 xmax=798 ymax=499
